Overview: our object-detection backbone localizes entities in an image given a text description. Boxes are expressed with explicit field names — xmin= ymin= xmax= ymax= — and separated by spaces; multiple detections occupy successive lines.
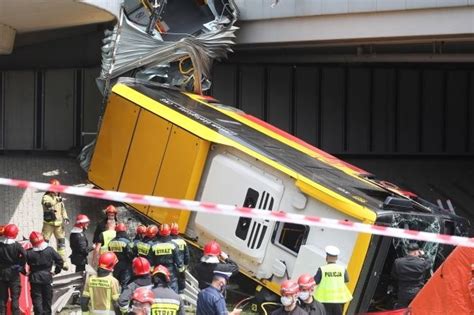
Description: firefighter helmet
xmin=29 ymin=231 xmax=44 ymax=247
xmin=170 ymin=223 xmax=179 ymax=236
xmin=105 ymin=205 xmax=118 ymax=214
xmin=49 ymin=178 xmax=60 ymax=186
xmin=98 ymin=252 xmax=118 ymax=271
xmin=75 ymin=214 xmax=90 ymax=228
xmin=115 ymin=223 xmax=127 ymax=232
xmin=159 ymin=223 xmax=171 ymax=237
xmin=132 ymin=287 xmax=155 ymax=304
xmin=203 ymin=240 xmax=221 ymax=257
xmin=132 ymin=257 xmax=151 ymax=276
xmin=297 ymin=274 xmax=316 ymax=290
xmin=280 ymin=279 xmax=300 ymax=296
xmin=146 ymin=225 xmax=158 ymax=238
xmin=3 ymin=224 xmax=19 ymax=239
xmin=136 ymin=225 xmax=147 ymax=236
xmin=152 ymin=265 xmax=171 ymax=283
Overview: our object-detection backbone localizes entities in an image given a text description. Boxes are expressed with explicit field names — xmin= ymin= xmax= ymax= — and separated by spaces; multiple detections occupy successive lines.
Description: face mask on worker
xmin=298 ymin=291 xmax=310 ymax=301
xmin=218 ymin=280 xmax=227 ymax=293
xmin=280 ymin=296 xmax=294 ymax=307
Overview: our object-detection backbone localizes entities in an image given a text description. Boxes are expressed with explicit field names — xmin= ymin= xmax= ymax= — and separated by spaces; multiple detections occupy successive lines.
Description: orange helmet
xmin=29 ymin=231 xmax=44 ymax=247
xmin=4 ymin=224 xmax=19 ymax=239
xmin=146 ymin=225 xmax=158 ymax=239
xmin=136 ymin=225 xmax=147 ymax=236
xmin=203 ymin=240 xmax=221 ymax=257
xmin=105 ymin=205 xmax=118 ymax=215
xmin=152 ymin=265 xmax=171 ymax=283
xmin=132 ymin=257 xmax=151 ymax=276
xmin=170 ymin=223 xmax=179 ymax=236
xmin=159 ymin=224 xmax=171 ymax=237
xmin=115 ymin=223 xmax=127 ymax=232
xmin=297 ymin=274 xmax=316 ymax=290
xmin=280 ymin=279 xmax=299 ymax=296
xmin=98 ymin=252 xmax=118 ymax=271
xmin=132 ymin=287 xmax=155 ymax=304
xmin=49 ymin=179 xmax=60 ymax=186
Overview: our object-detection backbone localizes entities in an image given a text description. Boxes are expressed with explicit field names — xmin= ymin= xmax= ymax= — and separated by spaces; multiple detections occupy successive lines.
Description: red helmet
xmin=146 ymin=225 xmax=158 ymax=238
xmin=203 ymin=241 xmax=221 ymax=257
xmin=115 ymin=223 xmax=127 ymax=232
xmin=49 ymin=179 xmax=60 ymax=186
xmin=132 ymin=287 xmax=155 ymax=304
xmin=280 ymin=279 xmax=299 ymax=296
xmin=136 ymin=225 xmax=147 ymax=236
xmin=75 ymin=214 xmax=90 ymax=227
xmin=159 ymin=224 xmax=171 ymax=237
xmin=4 ymin=224 xmax=19 ymax=239
xmin=29 ymin=231 xmax=44 ymax=247
xmin=170 ymin=223 xmax=179 ymax=236
xmin=297 ymin=274 xmax=316 ymax=290
xmin=132 ymin=257 xmax=151 ymax=276
xmin=152 ymin=265 xmax=171 ymax=283
xmin=98 ymin=252 xmax=118 ymax=271
xmin=105 ymin=205 xmax=118 ymax=215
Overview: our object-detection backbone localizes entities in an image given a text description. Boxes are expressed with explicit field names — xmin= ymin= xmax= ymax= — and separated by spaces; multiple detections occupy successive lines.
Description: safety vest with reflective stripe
xmin=82 ymin=274 xmax=120 ymax=312
xmin=100 ymin=230 xmax=116 ymax=254
xmin=314 ymin=264 xmax=353 ymax=303
xmin=151 ymin=297 xmax=181 ymax=315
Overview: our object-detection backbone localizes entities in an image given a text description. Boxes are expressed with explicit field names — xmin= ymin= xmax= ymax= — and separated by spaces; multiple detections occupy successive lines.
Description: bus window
xmin=272 ymin=222 xmax=309 ymax=255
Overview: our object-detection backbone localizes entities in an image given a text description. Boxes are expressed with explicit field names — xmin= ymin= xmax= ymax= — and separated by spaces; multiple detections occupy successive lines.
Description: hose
xmin=261 ymin=302 xmax=280 ymax=315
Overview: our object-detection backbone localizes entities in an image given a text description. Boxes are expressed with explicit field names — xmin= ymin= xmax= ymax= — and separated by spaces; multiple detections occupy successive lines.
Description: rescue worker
xmin=0 ymin=224 xmax=26 ymax=315
xmin=150 ymin=265 xmax=185 ymax=315
xmin=133 ymin=225 xmax=157 ymax=262
xmin=297 ymin=274 xmax=326 ymax=315
xmin=129 ymin=287 xmax=154 ymax=315
xmin=70 ymin=214 xmax=93 ymax=272
xmin=94 ymin=220 xmax=116 ymax=267
xmin=26 ymin=231 xmax=64 ymax=315
xmin=108 ymin=223 xmax=134 ymax=287
xmin=195 ymin=240 xmax=239 ymax=290
xmin=119 ymin=257 xmax=153 ymax=314
xmin=133 ymin=225 xmax=147 ymax=243
xmin=196 ymin=269 xmax=241 ymax=315
xmin=391 ymin=242 xmax=431 ymax=308
xmin=149 ymin=223 xmax=183 ymax=293
xmin=41 ymin=178 xmax=70 ymax=267
xmin=271 ymin=279 xmax=308 ymax=315
xmin=314 ymin=246 xmax=352 ymax=315
xmin=81 ymin=252 xmax=121 ymax=315
xmin=170 ymin=222 xmax=190 ymax=293
xmin=93 ymin=205 xmax=119 ymax=244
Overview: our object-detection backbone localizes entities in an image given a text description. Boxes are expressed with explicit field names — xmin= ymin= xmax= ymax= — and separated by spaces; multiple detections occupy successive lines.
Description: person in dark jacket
xmin=26 ymin=231 xmax=64 ymax=315
xmin=108 ymin=223 xmax=134 ymax=287
xmin=196 ymin=269 xmax=241 ymax=315
xmin=69 ymin=214 xmax=93 ymax=272
xmin=271 ymin=279 xmax=308 ymax=315
xmin=0 ymin=224 xmax=26 ymax=315
xmin=391 ymin=242 xmax=432 ymax=308
xmin=170 ymin=223 xmax=190 ymax=293
xmin=194 ymin=240 xmax=239 ymax=290
xmin=297 ymin=274 xmax=325 ymax=315
xmin=133 ymin=225 xmax=147 ymax=243
xmin=119 ymin=257 xmax=153 ymax=314
xmin=93 ymin=205 xmax=119 ymax=245
xmin=151 ymin=265 xmax=185 ymax=315
xmin=132 ymin=225 xmax=157 ymax=264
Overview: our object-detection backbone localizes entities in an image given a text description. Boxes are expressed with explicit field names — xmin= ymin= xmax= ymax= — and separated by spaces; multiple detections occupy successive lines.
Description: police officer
xmin=81 ymin=252 xmax=121 ymax=315
xmin=297 ymin=274 xmax=326 ymax=315
xmin=151 ymin=265 xmax=185 ymax=315
xmin=391 ymin=243 xmax=431 ymax=308
xmin=314 ymin=246 xmax=352 ymax=315
xmin=170 ymin=223 xmax=190 ymax=294
xmin=119 ymin=257 xmax=153 ymax=314
xmin=70 ymin=214 xmax=93 ymax=272
xmin=41 ymin=179 xmax=70 ymax=267
xmin=194 ymin=240 xmax=239 ymax=290
xmin=133 ymin=225 xmax=157 ymax=263
xmin=93 ymin=205 xmax=119 ymax=245
xmin=149 ymin=224 xmax=183 ymax=293
xmin=26 ymin=231 xmax=64 ymax=315
xmin=0 ymin=224 xmax=26 ymax=315
xmin=129 ymin=287 xmax=154 ymax=315
xmin=108 ymin=223 xmax=134 ymax=287
xmin=271 ymin=279 xmax=308 ymax=315
xmin=196 ymin=269 xmax=241 ymax=315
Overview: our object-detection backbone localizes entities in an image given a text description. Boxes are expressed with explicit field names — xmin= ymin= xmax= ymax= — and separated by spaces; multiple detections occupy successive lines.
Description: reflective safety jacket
xmin=82 ymin=273 xmax=120 ymax=313
xmin=132 ymin=239 xmax=152 ymax=261
xmin=149 ymin=237 xmax=183 ymax=272
xmin=171 ymin=236 xmax=190 ymax=268
xmin=41 ymin=193 xmax=68 ymax=226
xmin=98 ymin=230 xmax=116 ymax=255
xmin=314 ymin=264 xmax=352 ymax=303
xmin=151 ymin=285 xmax=185 ymax=315
xmin=108 ymin=234 xmax=133 ymax=263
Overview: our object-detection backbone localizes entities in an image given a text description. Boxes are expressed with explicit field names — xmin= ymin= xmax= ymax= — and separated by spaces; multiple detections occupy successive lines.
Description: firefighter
xmin=26 ymin=231 xmax=64 ymax=315
xmin=170 ymin=222 xmax=189 ymax=293
xmin=70 ymin=214 xmax=93 ymax=272
xmin=134 ymin=225 xmax=147 ymax=243
xmin=93 ymin=220 xmax=116 ymax=267
xmin=149 ymin=224 xmax=183 ymax=293
xmin=271 ymin=279 xmax=308 ymax=315
xmin=81 ymin=252 xmax=121 ymax=315
xmin=196 ymin=269 xmax=241 ymax=315
xmin=108 ymin=223 xmax=134 ymax=287
xmin=41 ymin=178 xmax=70 ymax=267
xmin=133 ymin=225 xmax=157 ymax=262
xmin=297 ymin=274 xmax=326 ymax=315
xmin=314 ymin=246 xmax=352 ymax=315
xmin=129 ymin=287 xmax=154 ymax=315
xmin=0 ymin=224 xmax=26 ymax=315
xmin=195 ymin=240 xmax=239 ymax=290
xmin=93 ymin=205 xmax=119 ymax=245
xmin=150 ymin=265 xmax=185 ymax=315
xmin=119 ymin=257 xmax=153 ymax=314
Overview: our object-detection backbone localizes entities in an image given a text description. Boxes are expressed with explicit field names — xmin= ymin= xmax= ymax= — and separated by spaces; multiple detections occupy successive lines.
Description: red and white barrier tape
xmin=0 ymin=177 xmax=473 ymax=248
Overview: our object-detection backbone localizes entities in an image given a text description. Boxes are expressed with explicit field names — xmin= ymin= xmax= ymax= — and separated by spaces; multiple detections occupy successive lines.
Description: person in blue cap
xmin=196 ymin=268 xmax=241 ymax=315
